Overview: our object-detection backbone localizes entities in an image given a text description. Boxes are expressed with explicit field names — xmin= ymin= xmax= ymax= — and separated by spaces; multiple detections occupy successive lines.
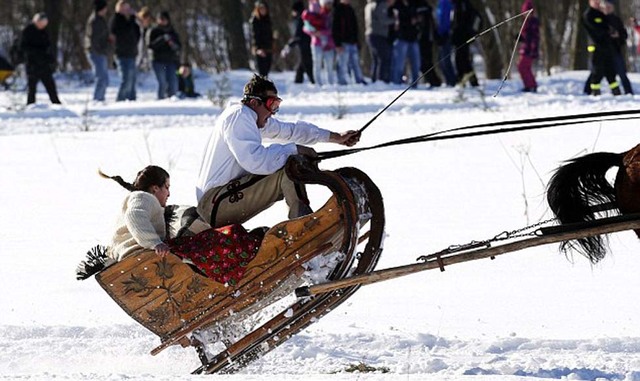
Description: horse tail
xmin=546 ymin=151 xmax=623 ymax=263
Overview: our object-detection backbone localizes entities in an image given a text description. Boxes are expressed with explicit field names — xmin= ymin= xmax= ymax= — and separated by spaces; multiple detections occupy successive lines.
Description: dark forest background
xmin=1 ymin=0 xmax=640 ymax=78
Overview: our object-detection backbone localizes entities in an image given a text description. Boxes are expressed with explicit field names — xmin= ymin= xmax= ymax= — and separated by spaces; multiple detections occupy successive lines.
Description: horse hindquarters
xmin=546 ymin=151 xmax=623 ymax=262
xmin=616 ymin=145 xmax=640 ymax=239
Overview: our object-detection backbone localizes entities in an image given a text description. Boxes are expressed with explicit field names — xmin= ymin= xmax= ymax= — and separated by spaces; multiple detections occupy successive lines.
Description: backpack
xmin=9 ymin=36 xmax=24 ymax=66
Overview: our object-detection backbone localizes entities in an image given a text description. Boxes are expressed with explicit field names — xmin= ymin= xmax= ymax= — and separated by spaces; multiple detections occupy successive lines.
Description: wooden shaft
xmin=296 ymin=219 xmax=640 ymax=297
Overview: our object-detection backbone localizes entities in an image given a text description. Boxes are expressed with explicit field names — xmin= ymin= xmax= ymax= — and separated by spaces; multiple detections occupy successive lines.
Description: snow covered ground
xmin=2 ymin=67 xmax=640 ymax=380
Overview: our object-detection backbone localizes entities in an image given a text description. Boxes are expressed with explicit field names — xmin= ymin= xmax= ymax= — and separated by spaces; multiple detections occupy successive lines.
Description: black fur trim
xmin=76 ymin=245 xmax=109 ymax=280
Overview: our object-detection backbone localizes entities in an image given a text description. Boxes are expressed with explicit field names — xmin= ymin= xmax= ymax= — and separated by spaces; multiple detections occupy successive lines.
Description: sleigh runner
xmin=93 ymin=156 xmax=385 ymax=374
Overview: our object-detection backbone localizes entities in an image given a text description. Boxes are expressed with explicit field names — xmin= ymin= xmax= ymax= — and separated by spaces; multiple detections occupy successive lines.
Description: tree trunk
xmin=471 ymin=0 xmax=504 ymax=80
xmin=220 ymin=0 xmax=249 ymax=70
xmin=570 ymin=1 xmax=589 ymax=70
xmin=43 ymin=0 xmax=62 ymax=66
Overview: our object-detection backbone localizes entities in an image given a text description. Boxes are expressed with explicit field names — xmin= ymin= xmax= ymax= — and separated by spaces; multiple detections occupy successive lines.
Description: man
xmin=196 ymin=74 xmax=359 ymax=228
xmin=110 ymin=0 xmax=140 ymax=101
xmin=451 ymin=0 xmax=481 ymax=87
xmin=148 ymin=11 xmax=181 ymax=99
xmin=414 ymin=0 xmax=442 ymax=87
xmin=85 ymin=0 xmax=111 ymax=102
xmin=333 ymin=0 xmax=366 ymax=85
xmin=364 ymin=0 xmax=394 ymax=83
xmin=603 ymin=0 xmax=633 ymax=94
xmin=21 ymin=12 xmax=61 ymax=106
xmin=435 ymin=0 xmax=456 ymax=86
xmin=390 ymin=0 xmax=421 ymax=86
xmin=286 ymin=1 xmax=314 ymax=84
xmin=583 ymin=0 xmax=620 ymax=96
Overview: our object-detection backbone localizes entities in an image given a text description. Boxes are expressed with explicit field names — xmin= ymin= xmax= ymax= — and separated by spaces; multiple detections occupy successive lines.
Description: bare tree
xmin=221 ymin=0 xmax=250 ymax=69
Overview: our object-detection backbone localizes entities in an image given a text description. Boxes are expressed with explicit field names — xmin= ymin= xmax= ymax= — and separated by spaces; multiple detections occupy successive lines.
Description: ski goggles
xmin=244 ymin=94 xmax=282 ymax=114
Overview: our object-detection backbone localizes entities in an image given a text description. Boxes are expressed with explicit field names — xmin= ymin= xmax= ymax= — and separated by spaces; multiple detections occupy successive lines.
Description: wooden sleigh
xmin=95 ymin=156 xmax=385 ymax=374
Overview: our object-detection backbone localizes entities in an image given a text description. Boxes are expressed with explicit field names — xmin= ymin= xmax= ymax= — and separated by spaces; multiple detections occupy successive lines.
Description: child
xmin=176 ymin=63 xmax=200 ymax=98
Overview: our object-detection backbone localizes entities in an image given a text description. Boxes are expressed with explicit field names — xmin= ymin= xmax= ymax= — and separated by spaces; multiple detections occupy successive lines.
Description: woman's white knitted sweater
xmin=108 ymin=191 xmax=166 ymax=261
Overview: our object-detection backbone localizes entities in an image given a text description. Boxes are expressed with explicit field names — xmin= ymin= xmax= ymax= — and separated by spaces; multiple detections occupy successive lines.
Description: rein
xmin=318 ymin=109 xmax=640 ymax=161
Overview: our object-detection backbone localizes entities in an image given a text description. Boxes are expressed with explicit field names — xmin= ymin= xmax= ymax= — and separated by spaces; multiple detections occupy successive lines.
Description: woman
xmin=101 ymin=166 xmax=261 ymax=285
xmin=250 ymin=1 xmax=273 ymax=77
xmin=101 ymin=165 xmax=171 ymax=261
xmin=517 ymin=0 xmax=539 ymax=92
xmin=303 ymin=0 xmax=336 ymax=86
xmin=148 ymin=11 xmax=181 ymax=99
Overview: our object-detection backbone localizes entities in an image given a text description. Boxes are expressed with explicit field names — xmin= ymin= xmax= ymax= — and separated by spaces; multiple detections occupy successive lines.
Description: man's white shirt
xmin=196 ymin=103 xmax=331 ymax=201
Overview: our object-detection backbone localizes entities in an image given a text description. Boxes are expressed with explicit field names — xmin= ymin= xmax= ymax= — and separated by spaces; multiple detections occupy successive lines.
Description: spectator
xmin=390 ymin=0 xmax=421 ymax=86
xmin=148 ymin=11 xmax=181 ymax=99
xmin=415 ymin=0 xmax=442 ymax=87
xmin=603 ymin=0 xmax=633 ymax=94
xmin=303 ymin=0 xmax=336 ymax=86
xmin=435 ymin=0 xmax=456 ymax=86
xmin=333 ymin=0 xmax=366 ymax=85
xmin=110 ymin=0 xmax=140 ymax=101
xmin=21 ymin=12 xmax=61 ymax=105
xmin=633 ymin=17 xmax=640 ymax=55
xmin=517 ymin=0 xmax=539 ymax=93
xmin=85 ymin=0 xmax=111 ymax=102
xmin=451 ymin=0 xmax=481 ymax=87
xmin=364 ymin=0 xmax=394 ymax=83
xmin=583 ymin=0 xmax=620 ymax=96
xmin=286 ymin=1 xmax=314 ymax=84
xmin=176 ymin=63 xmax=201 ymax=98
xmin=136 ymin=6 xmax=154 ymax=72
xmin=250 ymin=1 xmax=274 ymax=77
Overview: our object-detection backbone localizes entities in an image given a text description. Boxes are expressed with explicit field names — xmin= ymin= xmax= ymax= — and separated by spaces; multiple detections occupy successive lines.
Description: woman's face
xmin=151 ymin=178 xmax=170 ymax=207
xmin=258 ymin=4 xmax=268 ymax=16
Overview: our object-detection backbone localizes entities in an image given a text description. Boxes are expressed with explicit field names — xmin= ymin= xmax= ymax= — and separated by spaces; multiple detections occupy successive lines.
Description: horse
xmin=546 ymin=143 xmax=640 ymax=263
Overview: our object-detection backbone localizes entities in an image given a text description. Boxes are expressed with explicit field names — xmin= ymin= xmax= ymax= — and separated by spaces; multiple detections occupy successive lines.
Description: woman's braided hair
xmin=99 ymin=165 xmax=169 ymax=192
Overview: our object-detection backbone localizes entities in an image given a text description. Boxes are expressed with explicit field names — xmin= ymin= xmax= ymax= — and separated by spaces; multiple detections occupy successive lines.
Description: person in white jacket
xmin=196 ymin=74 xmax=359 ymax=228
xmin=101 ymin=165 xmax=171 ymax=261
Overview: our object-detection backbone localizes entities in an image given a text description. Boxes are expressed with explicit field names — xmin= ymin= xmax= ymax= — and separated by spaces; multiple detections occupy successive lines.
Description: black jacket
xmin=85 ymin=12 xmax=110 ymax=55
xmin=287 ymin=14 xmax=312 ymax=51
xmin=333 ymin=3 xmax=359 ymax=47
xmin=451 ymin=0 xmax=482 ymax=46
xmin=391 ymin=0 xmax=419 ymax=42
xmin=250 ymin=15 xmax=273 ymax=52
xmin=110 ymin=13 xmax=140 ymax=58
xmin=582 ymin=6 xmax=618 ymax=58
xmin=606 ymin=13 xmax=628 ymax=53
xmin=20 ymin=23 xmax=55 ymax=73
xmin=414 ymin=0 xmax=436 ymax=43
xmin=148 ymin=25 xmax=181 ymax=63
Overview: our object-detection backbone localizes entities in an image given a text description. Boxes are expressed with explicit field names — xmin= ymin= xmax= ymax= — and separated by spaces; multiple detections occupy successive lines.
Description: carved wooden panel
xmin=96 ymin=196 xmax=345 ymax=339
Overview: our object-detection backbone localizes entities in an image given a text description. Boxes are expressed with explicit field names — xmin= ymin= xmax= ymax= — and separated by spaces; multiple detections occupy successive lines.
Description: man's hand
xmin=297 ymin=145 xmax=318 ymax=158
xmin=154 ymin=243 xmax=171 ymax=257
xmin=330 ymin=130 xmax=360 ymax=147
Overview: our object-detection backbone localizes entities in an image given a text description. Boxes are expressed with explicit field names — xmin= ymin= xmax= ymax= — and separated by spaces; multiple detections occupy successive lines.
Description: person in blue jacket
xmin=435 ymin=0 xmax=456 ymax=86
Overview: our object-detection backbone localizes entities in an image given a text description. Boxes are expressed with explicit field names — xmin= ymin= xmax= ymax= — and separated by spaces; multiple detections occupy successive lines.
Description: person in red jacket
xmin=517 ymin=0 xmax=539 ymax=92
